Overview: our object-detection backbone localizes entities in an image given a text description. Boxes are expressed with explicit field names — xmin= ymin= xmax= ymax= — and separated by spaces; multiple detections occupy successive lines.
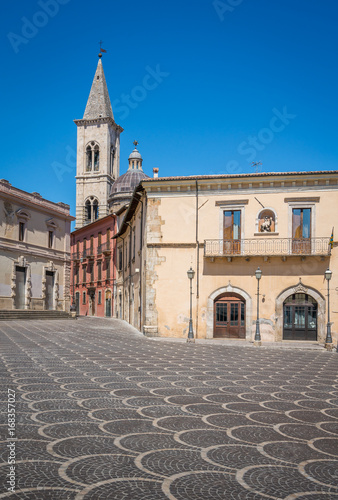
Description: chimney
xmin=153 ymin=167 xmax=159 ymax=179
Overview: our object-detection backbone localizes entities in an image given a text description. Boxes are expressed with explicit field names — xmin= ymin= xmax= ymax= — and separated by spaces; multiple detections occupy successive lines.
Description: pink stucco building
xmin=71 ymin=215 xmax=116 ymax=317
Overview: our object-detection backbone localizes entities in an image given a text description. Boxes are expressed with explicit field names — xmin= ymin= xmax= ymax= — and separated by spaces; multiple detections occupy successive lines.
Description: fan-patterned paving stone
xmin=137 ymin=404 xmax=186 ymax=418
xmin=30 ymin=398 xmax=82 ymax=411
xmin=176 ymin=429 xmax=237 ymax=448
xmin=230 ymin=424 xmax=291 ymax=444
xmin=317 ymin=422 xmax=338 ymax=436
xmin=50 ymin=435 xmax=127 ymax=459
xmin=311 ymin=437 xmax=338 ymax=456
xmin=41 ymin=422 xmax=107 ymax=439
xmin=117 ymin=432 xmax=186 ymax=453
xmin=204 ymin=412 xmax=251 ymax=429
xmin=165 ymin=471 xmax=261 ymax=500
xmin=238 ymin=464 xmax=332 ymax=498
xmin=301 ymin=459 xmax=338 ymax=488
xmin=204 ymin=443 xmax=274 ymax=469
xmin=155 ymin=415 xmax=209 ymax=432
xmin=102 ymin=418 xmax=156 ymax=435
xmin=1 ymin=318 xmax=338 ymax=499
xmin=76 ymin=479 xmax=164 ymax=499
xmin=64 ymin=454 xmax=156 ymax=484
xmin=262 ymin=441 xmax=323 ymax=464
xmin=277 ymin=423 xmax=330 ymax=441
xmin=140 ymin=448 xmax=225 ymax=477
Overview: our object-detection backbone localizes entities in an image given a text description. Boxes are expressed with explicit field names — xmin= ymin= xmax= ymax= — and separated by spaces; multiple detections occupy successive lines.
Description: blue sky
xmin=1 ymin=0 xmax=337 ymax=218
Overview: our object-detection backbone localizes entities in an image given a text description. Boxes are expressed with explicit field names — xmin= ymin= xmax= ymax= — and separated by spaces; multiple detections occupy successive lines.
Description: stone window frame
xmin=218 ymin=202 xmax=246 ymax=241
xmin=16 ymin=209 xmax=31 ymax=242
xmin=46 ymin=219 xmax=58 ymax=249
xmin=85 ymin=141 xmax=100 ymax=173
xmin=84 ymin=196 xmax=99 ymax=224
xmin=287 ymin=201 xmax=317 ymax=240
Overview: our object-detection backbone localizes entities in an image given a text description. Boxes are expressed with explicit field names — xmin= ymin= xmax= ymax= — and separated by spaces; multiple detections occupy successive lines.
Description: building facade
xmin=0 ymin=179 xmax=74 ymax=312
xmin=114 ymin=171 xmax=338 ymax=346
xmin=71 ymin=215 xmax=116 ymax=317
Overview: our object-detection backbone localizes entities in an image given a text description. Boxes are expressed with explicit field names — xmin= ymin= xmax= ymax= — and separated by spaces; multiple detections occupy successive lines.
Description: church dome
xmin=108 ymin=142 xmax=150 ymax=211
xmin=128 ymin=147 xmax=142 ymax=160
xmin=110 ymin=169 xmax=149 ymax=194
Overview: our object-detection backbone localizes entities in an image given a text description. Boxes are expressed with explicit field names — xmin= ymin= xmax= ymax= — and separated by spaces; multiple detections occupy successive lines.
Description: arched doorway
xmin=214 ymin=293 xmax=246 ymax=338
xmin=283 ymin=293 xmax=317 ymax=341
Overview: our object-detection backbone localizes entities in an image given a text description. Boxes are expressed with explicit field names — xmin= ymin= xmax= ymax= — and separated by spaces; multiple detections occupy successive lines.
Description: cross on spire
xmin=133 ymin=140 xmax=139 ymax=147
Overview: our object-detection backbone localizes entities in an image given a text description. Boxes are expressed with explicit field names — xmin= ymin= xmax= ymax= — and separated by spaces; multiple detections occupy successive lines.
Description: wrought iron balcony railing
xmin=204 ymin=238 xmax=331 ymax=258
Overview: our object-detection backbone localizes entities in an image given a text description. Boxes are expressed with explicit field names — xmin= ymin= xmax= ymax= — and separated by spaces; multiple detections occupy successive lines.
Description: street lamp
xmin=187 ymin=267 xmax=195 ymax=342
xmin=324 ymin=268 xmax=333 ymax=346
xmin=254 ymin=267 xmax=262 ymax=345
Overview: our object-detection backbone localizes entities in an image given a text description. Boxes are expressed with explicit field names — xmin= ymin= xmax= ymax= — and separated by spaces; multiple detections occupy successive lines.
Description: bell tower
xmin=74 ymin=53 xmax=123 ymax=229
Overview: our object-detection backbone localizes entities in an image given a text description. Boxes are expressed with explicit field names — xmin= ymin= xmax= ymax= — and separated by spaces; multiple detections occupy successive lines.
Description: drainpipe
xmin=139 ymin=197 xmax=144 ymax=332
xmin=195 ymin=180 xmax=199 ymax=338
xmin=126 ymin=222 xmax=133 ymax=325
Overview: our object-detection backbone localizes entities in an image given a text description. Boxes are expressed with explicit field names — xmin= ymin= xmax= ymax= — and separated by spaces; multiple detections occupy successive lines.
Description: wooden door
xmin=214 ymin=295 xmax=245 ymax=338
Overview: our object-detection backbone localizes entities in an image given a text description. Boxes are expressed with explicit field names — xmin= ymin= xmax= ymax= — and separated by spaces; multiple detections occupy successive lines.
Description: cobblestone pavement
xmin=0 ymin=318 xmax=338 ymax=500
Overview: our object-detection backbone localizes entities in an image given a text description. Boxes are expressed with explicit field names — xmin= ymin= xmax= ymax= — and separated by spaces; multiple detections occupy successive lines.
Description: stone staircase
xmin=0 ymin=310 xmax=74 ymax=321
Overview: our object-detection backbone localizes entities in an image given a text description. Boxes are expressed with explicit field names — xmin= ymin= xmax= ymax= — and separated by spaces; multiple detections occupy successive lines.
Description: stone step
xmin=0 ymin=310 xmax=73 ymax=320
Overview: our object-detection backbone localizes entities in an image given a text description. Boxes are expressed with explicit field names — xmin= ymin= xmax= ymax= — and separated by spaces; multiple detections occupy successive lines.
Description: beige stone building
xmin=114 ymin=170 xmax=338 ymax=346
xmin=0 ymin=179 xmax=74 ymax=312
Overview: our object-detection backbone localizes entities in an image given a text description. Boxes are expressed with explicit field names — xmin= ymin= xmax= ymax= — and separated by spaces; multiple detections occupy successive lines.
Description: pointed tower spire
xmin=83 ymin=55 xmax=114 ymax=120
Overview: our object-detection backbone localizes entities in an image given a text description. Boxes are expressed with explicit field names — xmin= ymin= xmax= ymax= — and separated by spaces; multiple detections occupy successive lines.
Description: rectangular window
xmin=48 ymin=231 xmax=53 ymax=248
xmin=98 ymin=290 xmax=102 ymax=305
xmin=82 ymin=265 xmax=86 ymax=283
xmin=90 ymin=263 xmax=94 ymax=282
xmin=82 ymin=291 xmax=86 ymax=305
xmin=106 ymin=258 xmax=110 ymax=279
xmin=133 ymin=228 xmax=136 ymax=261
xmin=83 ymin=238 xmax=87 ymax=258
xmin=106 ymin=228 xmax=111 ymax=250
xmin=98 ymin=232 xmax=102 ymax=253
xmin=223 ymin=210 xmax=241 ymax=254
xmin=76 ymin=241 xmax=80 ymax=259
xmin=292 ymin=208 xmax=311 ymax=254
xmin=97 ymin=261 xmax=102 ymax=281
xmin=216 ymin=303 xmax=227 ymax=324
xmin=19 ymin=222 xmax=25 ymax=241
xmin=118 ymin=248 xmax=123 ymax=271
xmin=90 ymin=235 xmax=94 ymax=256
xmin=76 ymin=265 xmax=79 ymax=285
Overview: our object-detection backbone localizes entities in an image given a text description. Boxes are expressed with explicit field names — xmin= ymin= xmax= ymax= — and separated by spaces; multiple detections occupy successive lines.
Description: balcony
xmin=98 ymin=242 xmax=111 ymax=255
xmin=204 ymin=238 xmax=331 ymax=258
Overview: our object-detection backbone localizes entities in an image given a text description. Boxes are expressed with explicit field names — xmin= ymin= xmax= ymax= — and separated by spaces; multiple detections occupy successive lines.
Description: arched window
xmin=85 ymin=142 xmax=100 ymax=173
xmin=94 ymin=145 xmax=100 ymax=171
xmin=84 ymin=197 xmax=99 ymax=224
xmin=256 ymin=208 xmax=277 ymax=233
xmin=86 ymin=146 xmax=92 ymax=171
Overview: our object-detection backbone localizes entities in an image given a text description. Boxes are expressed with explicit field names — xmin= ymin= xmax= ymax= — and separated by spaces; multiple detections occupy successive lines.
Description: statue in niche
xmin=260 ymin=216 xmax=273 ymax=232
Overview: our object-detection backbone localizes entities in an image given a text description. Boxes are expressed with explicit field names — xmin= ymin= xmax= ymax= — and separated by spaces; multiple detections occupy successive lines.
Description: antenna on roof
xmin=251 ymin=161 xmax=262 ymax=173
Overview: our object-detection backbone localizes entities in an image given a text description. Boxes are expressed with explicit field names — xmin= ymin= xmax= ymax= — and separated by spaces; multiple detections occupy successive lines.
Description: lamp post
xmin=187 ymin=267 xmax=195 ymax=342
xmin=254 ymin=267 xmax=262 ymax=345
xmin=324 ymin=268 xmax=333 ymax=347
